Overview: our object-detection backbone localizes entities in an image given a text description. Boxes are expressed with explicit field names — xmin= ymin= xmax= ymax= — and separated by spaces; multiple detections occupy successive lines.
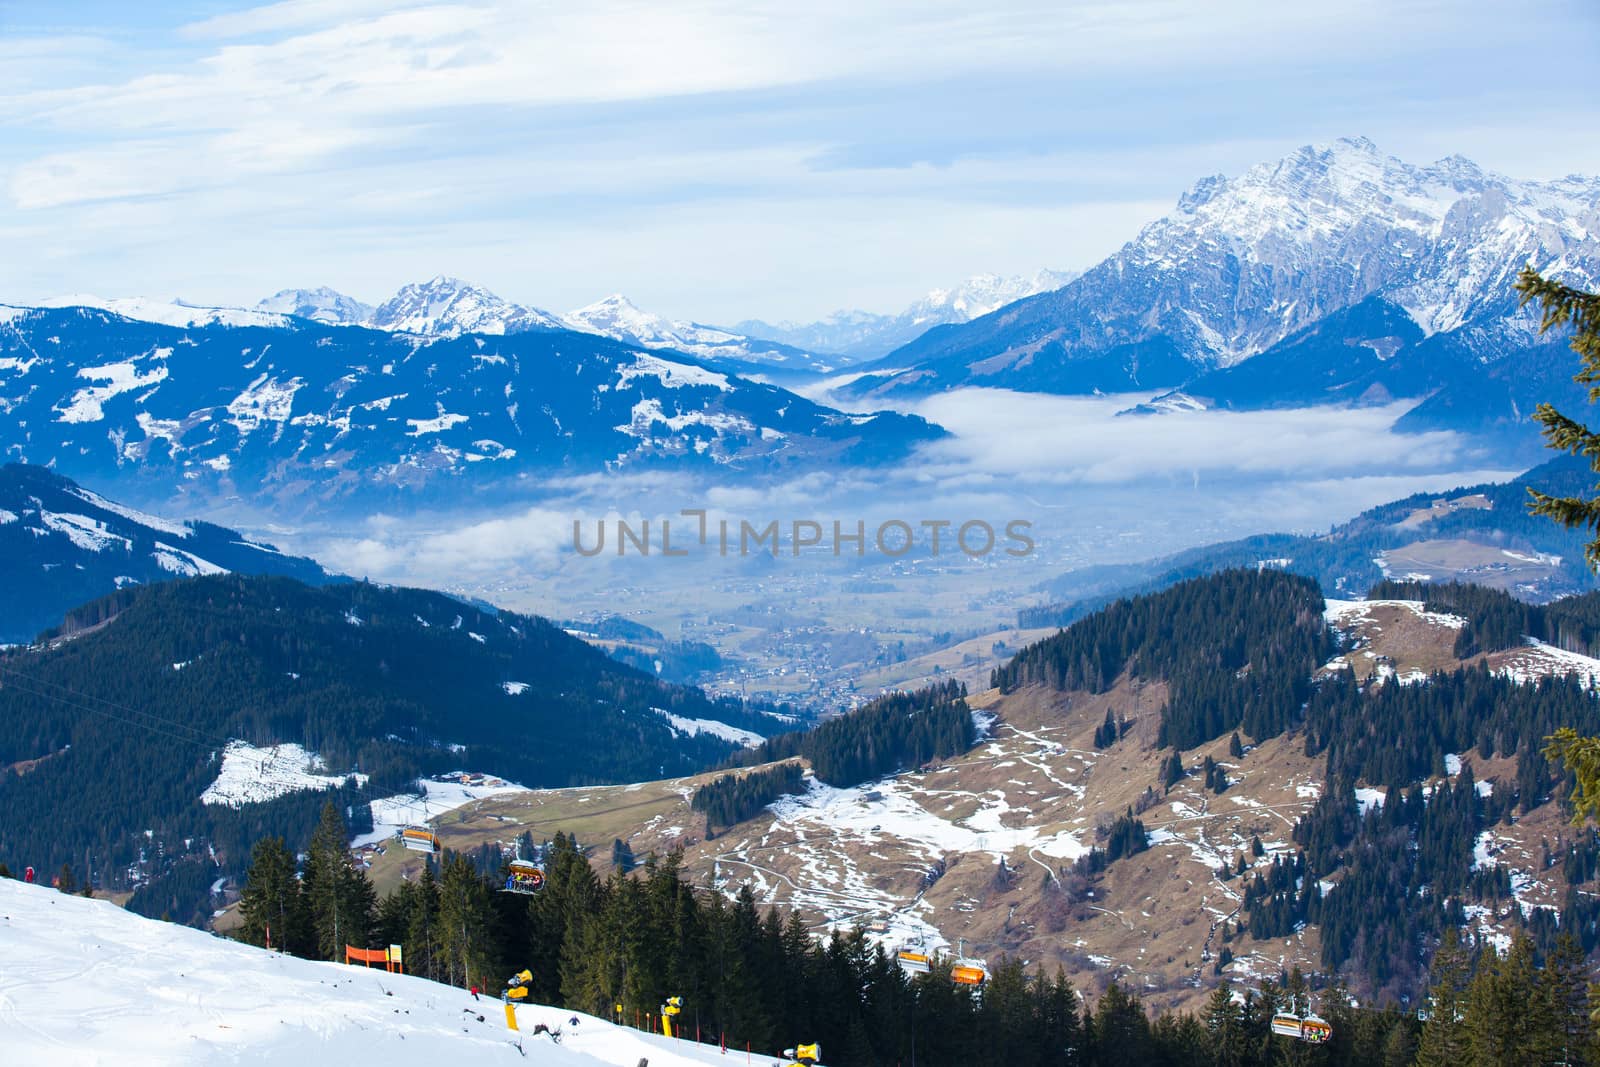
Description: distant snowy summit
xmin=561 ymin=293 xmax=839 ymax=374
xmin=258 ymin=277 xmax=562 ymax=335
xmin=256 ymin=285 xmax=373 ymax=325
xmin=734 ymin=269 xmax=1080 ymax=359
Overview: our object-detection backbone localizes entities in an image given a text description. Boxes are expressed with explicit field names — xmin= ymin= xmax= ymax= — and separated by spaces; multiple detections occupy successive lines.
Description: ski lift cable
xmin=0 ymin=662 xmax=227 ymax=746
xmin=0 ymin=662 xmax=236 ymax=752
xmin=0 ymin=669 xmax=222 ymax=752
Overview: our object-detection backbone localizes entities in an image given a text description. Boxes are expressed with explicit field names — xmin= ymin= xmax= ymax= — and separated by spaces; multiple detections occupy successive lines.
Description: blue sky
xmin=1 ymin=0 xmax=1597 ymax=322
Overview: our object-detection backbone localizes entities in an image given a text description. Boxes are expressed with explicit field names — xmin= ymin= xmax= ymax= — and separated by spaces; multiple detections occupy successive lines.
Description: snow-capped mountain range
xmin=253 ymin=279 xmax=837 ymax=372
xmin=16 ymin=137 xmax=1600 ymax=458
xmin=0 ymin=306 xmax=940 ymax=513
xmin=48 ymin=271 xmax=1083 ymax=377
xmin=733 ymin=269 xmax=1079 ymax=359
xmin=256 ymin=285 xmax=373 ymax=325
xmin=843 ymin=137 xmax=1600 ymax=406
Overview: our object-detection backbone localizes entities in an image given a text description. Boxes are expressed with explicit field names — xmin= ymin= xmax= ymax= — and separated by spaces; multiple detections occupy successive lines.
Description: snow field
xmin=0 ymin=878 xmax=789 ymax=1066
xmin=200 ymin=742 xmax=368 ymax=808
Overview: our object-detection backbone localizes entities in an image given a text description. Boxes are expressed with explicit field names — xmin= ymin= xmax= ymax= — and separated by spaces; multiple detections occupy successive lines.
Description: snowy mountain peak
xmin=1161 ymin=139 xmax=1597 ymax=343
xmin=564 ymin=293 xmax=683 ymax=343
xmin=844 ymin=138 xmax=1600 ymax=398
xmin=558 ymin=294 xmax=845 ymax=371
xmin=368 ymin=277 xmax=562 ymax=337
xmin=256 ymin=286 xmax=372 ymax=325
xmin=1177 ymin=174 xmax=1227 ymax=213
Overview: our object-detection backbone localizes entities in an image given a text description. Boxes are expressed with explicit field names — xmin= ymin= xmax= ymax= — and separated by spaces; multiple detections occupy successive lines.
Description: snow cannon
xmin=504 ymin=969 xmax=534 ymax=1001
xmin=783 ymin=1042 xmax=821 ymax=1065
xmin=660 ymin=995 xmax=682 ymax=1037
xmin=502 ymin=969 xmax=534 ymax=1030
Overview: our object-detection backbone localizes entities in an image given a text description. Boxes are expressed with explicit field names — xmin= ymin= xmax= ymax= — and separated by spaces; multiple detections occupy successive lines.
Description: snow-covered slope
xmin=200 ymin=741 xmax=370 ymax=808
xmin=735 ymin=269 xmax=1077 ymax=360
xmin=356 ymin=773 xmax=531 ymax=848
xmin=846 ymin=138 xmax=1600 ymax=398
xmin=0 ymin=878 xmax=780 ymax=1066
xmin=37 ymin=295 xmax=293 ymax=330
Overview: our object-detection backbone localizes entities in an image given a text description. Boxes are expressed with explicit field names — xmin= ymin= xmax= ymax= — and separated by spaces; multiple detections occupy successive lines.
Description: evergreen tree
xmin=1090 ymin=982 xmax=1152 ymax=1064
xmin=1415 ymin=928 xmax=1471 ymax=1067
xmin=1538 ymin=935 xmax=1595 ymax=1066
xmin=1464 ymin=936 xmax=1549 ymax=1067
xmin=1379 ymin=1020 xmax=1416 ymax=1067
xmin=238 ymin=836 xmax=304 ymax=952
xmin=1205 ymin=980 xmax=1249 ymax=1067
xmin=1516 ymin=268 xmax=1600 ymax=822
xmin=436 ymin=850 xmax=496 ymax=989
xmin=300 ymin=801 xmax=374 ymax=961
xmin=405 ymin=862 xmax=442 ymax=981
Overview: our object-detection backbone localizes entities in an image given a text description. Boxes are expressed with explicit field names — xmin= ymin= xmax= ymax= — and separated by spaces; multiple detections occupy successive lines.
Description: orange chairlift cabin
xmin=950 ymin=964 xmax=987 ymax=986
xmin=398 ymin=825 xmax=441 ymax=854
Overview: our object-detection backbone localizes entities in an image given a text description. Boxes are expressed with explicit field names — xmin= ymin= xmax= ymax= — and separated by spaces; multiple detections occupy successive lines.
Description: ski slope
xmin=0 ymin=879 xmax=801 ymax=1066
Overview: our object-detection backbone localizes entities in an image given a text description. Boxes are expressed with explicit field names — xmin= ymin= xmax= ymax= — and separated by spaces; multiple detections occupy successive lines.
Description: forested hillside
xmin=998 ymin=569 xmax=1332 ymax=749
xmin=994 ymin=568 xmax=1600 ymax=1003
xmin=749 ymin=680 xmax=975 ymax=787
xmin=0 ymin=574 xmax=771 ymax=923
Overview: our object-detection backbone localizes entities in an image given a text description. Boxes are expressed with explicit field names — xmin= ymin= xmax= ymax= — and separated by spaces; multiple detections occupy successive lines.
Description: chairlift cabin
xmin=1271 ymin=1013 xmax=1332 ymax=1043
xmin=896 ymin=950 xmax=931 ymax=975
xmin=501 ymin=859 xmax=545 ymax=895
xmin=951 ymin=964 xmax=987 ymax=986
xmin=398 ymin=826 xmax=441 ymax=854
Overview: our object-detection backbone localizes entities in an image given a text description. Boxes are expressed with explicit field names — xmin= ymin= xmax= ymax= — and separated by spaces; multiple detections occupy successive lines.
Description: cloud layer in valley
xmin=304 ymin=390 xmax=1516 ymax=594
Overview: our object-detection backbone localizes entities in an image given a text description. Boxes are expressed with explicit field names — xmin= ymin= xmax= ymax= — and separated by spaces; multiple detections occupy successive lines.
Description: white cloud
xmin=893 ymin=389 xmax=1476 ymax=485
xmin=0 ymin=0 xmax=1594 ymax=320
